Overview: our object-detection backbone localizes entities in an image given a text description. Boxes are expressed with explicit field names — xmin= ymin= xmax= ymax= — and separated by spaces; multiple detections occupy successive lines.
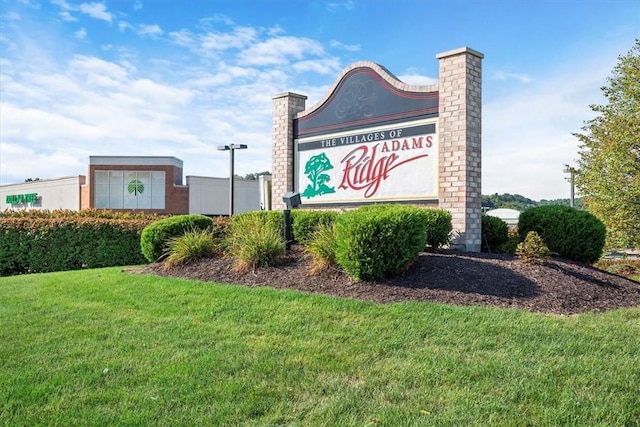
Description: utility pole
xmin=563 ymin=164 xmax=578 ymax=208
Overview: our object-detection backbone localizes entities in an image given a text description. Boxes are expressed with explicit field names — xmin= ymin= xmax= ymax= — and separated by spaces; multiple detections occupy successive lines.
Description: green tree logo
xmin=302 ymin=153 xmax=336 ymax=198
xmin=127 ymin=179 xmax=145 ymax=196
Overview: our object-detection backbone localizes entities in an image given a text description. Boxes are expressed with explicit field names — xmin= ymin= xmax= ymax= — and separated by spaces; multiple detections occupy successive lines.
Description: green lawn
xmin=1 ymin=267 xmax=639 ymax=426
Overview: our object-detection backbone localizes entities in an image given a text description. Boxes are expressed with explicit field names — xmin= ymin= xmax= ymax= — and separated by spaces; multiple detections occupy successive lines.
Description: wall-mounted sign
xmin=295 ymin=118 xmax=438 ymax=205
xmin=6 ymin=193 xmax=38 ymax=204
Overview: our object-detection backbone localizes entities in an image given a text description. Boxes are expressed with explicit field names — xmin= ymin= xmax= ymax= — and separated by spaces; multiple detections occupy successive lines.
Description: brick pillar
xmin=272 ymin=92 xmax=307 ymax=210
xmin=437 ymin=47 xmax=483 ymax=252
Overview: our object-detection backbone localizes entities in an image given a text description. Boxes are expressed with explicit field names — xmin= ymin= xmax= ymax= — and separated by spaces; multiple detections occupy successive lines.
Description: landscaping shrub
xmin=291 ymin=210 xmax=339 ymax=245
xmin=481 ymin=214 xmax=509 ymax=252
xmin=140 ymin=214 xmax=213 ymax=262
xmin=304 ymin=222 xmax=338 ymax=275
xmin=232 ymin=210 xmax=284 ymax=237
xmin=423 ymin=208 xmax=453 ymax=249
xmin=334 ymin=204 xmax=429 ymax=282
xmin=518 ymin=205 xmax=606 ymax=263
xmin=516 ymin=231 xmax=551 ymax=264
xmin=163 ymin=229 xmax=218 ymax=270
xmin=605 ymin=263 xmax=640 ymax=276
xmin=499 ymin=227 xmax=521 ymax=254
xmin=0 ymin=210 xmax=156 ymax=275
xmin=226 ymin=212 xmax=285 ymax=272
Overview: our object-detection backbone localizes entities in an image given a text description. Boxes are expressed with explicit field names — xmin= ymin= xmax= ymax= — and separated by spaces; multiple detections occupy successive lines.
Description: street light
xmin=563 ymin=164 xmax=578 ymax=208
xmin=217 ymin=144 xmax=248 ymax=216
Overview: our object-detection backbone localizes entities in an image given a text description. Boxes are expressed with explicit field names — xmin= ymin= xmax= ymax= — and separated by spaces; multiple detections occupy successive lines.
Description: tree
xmin=574 ymin=39 xmax=640 ymax=249
xmin=232 ymin=171 xmax=271 ymax=180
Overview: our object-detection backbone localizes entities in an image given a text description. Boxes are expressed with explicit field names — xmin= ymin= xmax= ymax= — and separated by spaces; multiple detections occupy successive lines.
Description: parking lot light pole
xmin=217 ymin=144 xmax=248 ymax=216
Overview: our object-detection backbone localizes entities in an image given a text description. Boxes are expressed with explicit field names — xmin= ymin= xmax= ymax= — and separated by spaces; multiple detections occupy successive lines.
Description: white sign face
xmin=295 ymin=118 xmax=438 ymax=205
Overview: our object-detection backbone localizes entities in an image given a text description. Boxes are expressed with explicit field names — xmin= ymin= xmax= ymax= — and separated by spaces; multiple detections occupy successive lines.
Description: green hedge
xmin=291 ymin=210 xmax=339 ymax=244
xmin=423 ymin=209 xmax=453 ymax=248
xmin=518 ymin=205 xmax=606 ymax=263
xmin=334 ymin=204 xmax=429 ymax=282
xmin=0 ymin=213 xmax=156 ymax=275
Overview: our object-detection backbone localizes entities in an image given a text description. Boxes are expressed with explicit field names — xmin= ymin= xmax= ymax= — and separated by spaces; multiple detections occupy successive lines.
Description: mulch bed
xmin=130 ymin=246 xmax=640 ymax=316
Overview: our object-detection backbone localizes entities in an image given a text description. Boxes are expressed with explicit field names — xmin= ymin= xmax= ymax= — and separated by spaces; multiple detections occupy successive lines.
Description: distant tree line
xmin=482 ymin=193 xmax=583 ymax=212
xmin=233 ymin=171 xmax=271 ymax=180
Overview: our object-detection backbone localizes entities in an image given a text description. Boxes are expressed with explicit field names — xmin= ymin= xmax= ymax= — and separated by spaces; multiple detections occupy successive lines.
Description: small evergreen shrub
xmin=291 ymin=210 xmax=339 ymax=245
xmin=334 ymin=204 xmax=429 ymax=282
xmin=140 ymin=214 xmax=213 ymax=262
xmin=423 ymin=209 xmax=453 ymax=249
xmin=518 ymin=205 xmax=606 ymax=263
xmin=226 ymin=212 xmax=285 ymax=273
xmin=163 ymin=229 xmax=218 ymax=270
xmin=481 ymin=214 xmax=509 ymax=252
xmin=304 ymin=222 xmax=338 ymax=276
xmin=516 ymin=231 xmax=551 ymax=264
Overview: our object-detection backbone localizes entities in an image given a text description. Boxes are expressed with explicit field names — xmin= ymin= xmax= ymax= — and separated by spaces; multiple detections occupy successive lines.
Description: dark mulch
xmin=130 ymin=246 xmax=640 ymax=316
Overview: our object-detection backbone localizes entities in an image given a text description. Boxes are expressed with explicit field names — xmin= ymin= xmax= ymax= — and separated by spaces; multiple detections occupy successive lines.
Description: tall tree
xmin=574 ymin=40 xmax=640 ymax=249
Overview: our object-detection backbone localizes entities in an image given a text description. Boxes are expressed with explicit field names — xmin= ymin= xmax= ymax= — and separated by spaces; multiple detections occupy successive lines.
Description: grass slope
xmin=1 ymin=267 xmax=639 ymax=426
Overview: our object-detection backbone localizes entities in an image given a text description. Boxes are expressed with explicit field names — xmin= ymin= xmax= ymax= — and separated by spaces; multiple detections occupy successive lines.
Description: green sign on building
xmin=6 ymin=193 xmax=38 ymax=204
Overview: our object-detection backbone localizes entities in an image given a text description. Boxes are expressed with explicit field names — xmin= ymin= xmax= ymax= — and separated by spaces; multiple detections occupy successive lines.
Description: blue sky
xmin=1 ymin=0 xmax=638 ymax=200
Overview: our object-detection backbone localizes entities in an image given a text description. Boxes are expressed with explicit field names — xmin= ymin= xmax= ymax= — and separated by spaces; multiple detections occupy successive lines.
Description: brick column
xmin=272 ymin=92 xmax=307 ymax=210
xmin=437 ymin=47 xmax=483 ymax=252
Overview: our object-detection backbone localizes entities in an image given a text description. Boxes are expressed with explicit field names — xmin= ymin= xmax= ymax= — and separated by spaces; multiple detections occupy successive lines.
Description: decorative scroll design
xmin=335 ymin=79 xmax=377 ymax=120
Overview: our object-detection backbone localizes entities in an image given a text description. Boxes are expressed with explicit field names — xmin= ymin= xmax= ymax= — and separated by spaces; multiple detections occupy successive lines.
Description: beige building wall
xmin=187 ymin=176 xmax=261 ymax=216
xmin=0 ymin=176 xmax=85 ymax=211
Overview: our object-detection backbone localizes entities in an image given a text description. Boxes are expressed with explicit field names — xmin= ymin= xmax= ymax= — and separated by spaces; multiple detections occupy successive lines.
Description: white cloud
xmin=327 ymin=1 xmax=355 ymax=12
xmin=59 ymin=10 xmax=77 ymax=22
xmin=238 ymin=36 xmax=325 ymax=66
xmin=492 ymin=70 xmax=534 ymax=83
xmin=2 ymin=11 xmax=21 ymax=20
xmin=398 ymin=73 xmax=438 ymax=86
xmin=118 ymin=21 xmax=134 ymax=32
xmin=292 ymin=58 xmax=342 ymax=75
xmin=74 ymin=27 xmax=87 ymax=39
xmin=68 ymin=55 xmax=129 ymax=83
xmin=200 ymin=26 xmax=257 ymax=51
xmin=138 ymin=24 xmax=163 ymax=38
xmin=330 ymin=40 xmax=360 ymax=52
xmin=79 ymin=2 xmax=112 ymax=23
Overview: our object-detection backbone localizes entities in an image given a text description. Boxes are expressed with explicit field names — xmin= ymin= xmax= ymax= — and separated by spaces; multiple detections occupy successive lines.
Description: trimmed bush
xmin=335 ymin=204 xmax=429 ymax=282
xmin=140 ymin=214 xmax=213 ymax=262
xmin=481 ymin=214 xmax=509 ymax=252
xmin=423 ymin=209 xmax=453 ymax=249
xmin=518 ymin=205 xmax=606 ymax=263
xmin=0 ymin=210 xmax=157 ymax=275
xmin=291 ymin=210 xmax=339 ymax=245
